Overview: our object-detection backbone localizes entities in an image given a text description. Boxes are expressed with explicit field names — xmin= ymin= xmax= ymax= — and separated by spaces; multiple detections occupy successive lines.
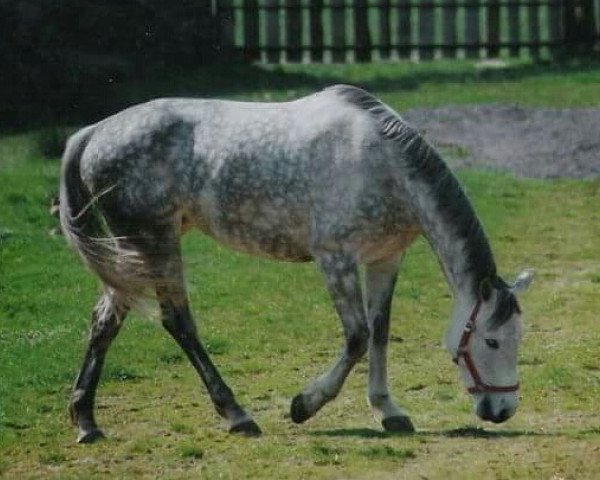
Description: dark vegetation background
xmin=0 ymin=0 xmax=216 ymax=130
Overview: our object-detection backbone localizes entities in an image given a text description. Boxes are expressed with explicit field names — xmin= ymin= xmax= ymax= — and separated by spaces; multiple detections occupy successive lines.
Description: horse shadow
xmin=307 ymin=425 xmax=597 ymax=439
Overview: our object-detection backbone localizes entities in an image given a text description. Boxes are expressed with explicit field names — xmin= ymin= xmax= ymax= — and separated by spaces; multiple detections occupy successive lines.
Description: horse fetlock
xmin=290 ymin=393 xmax=312 ymax=424
xmin=291 ymin=384 xmax=337 ymax=424
xmin=211 ymin=386 xmax=237 ymax=415
xmin=368 ymin=392 xmax=391 ymax=409
xmin=68 ymin=389 xmax=87 ymax=423
xmin=229 ymin=419 xmax=262 ymax=437
xmin=76 ymin=427 xmax=105 ymax=444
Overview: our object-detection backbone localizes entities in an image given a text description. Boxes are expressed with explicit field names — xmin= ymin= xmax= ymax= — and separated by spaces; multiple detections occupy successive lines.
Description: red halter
xmin=452 ymin=298 xmax=519 ymax=394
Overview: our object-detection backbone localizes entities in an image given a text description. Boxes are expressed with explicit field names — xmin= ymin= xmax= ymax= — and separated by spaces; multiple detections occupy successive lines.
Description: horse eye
xmin=485 ymin=339 xmax=499 ymax=349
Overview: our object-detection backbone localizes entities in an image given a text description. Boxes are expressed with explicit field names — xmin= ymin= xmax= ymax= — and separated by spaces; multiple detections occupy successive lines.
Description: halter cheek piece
xmin=452 ymin=298 xmax=519 ymax=394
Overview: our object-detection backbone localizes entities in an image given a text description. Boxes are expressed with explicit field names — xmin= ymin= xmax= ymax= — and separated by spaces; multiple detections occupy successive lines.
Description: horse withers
xmin=59 ymin=85 xmax=532 ymax=443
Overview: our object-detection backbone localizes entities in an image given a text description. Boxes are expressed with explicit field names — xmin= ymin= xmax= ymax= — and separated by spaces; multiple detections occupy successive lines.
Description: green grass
xmin=115 ymin=59 xmax=600 ymax=110
xmin=1 ymin=60 xmax=599 ymax=478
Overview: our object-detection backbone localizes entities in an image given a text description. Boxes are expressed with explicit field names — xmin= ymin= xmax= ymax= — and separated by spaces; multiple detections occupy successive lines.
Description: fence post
xmin=419 ymin=0 xmax=435 ymax=59
xmin=354 ymin=0 xmax=372 ymax=62
xmin=286 ymin=0 xmax=303 ymax=62
xmin=243 ymin=0 xmax=260 ymax=62
xmin=217 ymin=0 xmax=236 ymax=57
xmin=378 ymin=0 xmax=392 ymax=59
xmin=528 ymin=0 xmax=540 ymax=59
xmin=464 ymin=0 xmax=480 ymax=58
xmin=507 ymin=0 xmax=520 ymax=56
xmin=397 ymin=0 xmax=412 ymax=58
xmin=265 ymin=0 xmax=280 ymax=63
xmin=547 ymin=0 xmax=563 ymax=58
xmin=331 ymin=0 xmax=347 ymax=62
xmin=564 ymin=0 xmax=596 ymax=49
xmin=442 ymin=0 xmax=457 ymax=58
xmin=487 ymin=0 xmax=500 ymax=57
xmin=310 ymin=0 xmax=324 ymax=62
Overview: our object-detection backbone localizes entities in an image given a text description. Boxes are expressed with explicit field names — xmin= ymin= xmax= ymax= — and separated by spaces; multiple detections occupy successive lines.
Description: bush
xmin=33 ymin=127 xmax=73 ymax=159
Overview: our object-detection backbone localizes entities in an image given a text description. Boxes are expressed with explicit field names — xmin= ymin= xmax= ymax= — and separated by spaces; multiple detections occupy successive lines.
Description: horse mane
xmin=327 ymin=84 xmax=499 ymax=297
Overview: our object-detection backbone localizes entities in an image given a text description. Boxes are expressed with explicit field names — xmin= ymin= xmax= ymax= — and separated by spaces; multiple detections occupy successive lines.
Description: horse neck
xmin=392 ymin=139 xmax=497 ymax=299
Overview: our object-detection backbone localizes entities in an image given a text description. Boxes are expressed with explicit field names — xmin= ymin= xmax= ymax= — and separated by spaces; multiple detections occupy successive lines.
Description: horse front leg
xmin=290 ymin=252 xmax=369 ymax=424
xmin=365 ymin=256 xmax=414 ymax=433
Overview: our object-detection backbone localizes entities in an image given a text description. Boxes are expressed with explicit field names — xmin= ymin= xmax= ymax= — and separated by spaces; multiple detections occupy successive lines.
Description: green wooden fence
xmin=216 ymin=0 xmax=600 ymax=62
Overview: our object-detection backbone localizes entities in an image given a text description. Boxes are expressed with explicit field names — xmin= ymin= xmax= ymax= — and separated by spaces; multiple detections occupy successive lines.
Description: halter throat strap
xmin=452 ymin=298 xmax=519 ymax=394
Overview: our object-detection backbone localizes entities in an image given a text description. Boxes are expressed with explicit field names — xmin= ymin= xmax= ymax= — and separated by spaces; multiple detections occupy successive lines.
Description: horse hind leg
xmin=69 ymin=288 xmax=128 ymax=443
xmin=137 ymin=227 xmax=261 ymax=437
xmin=365 ymin=257 xmax=414 ymax=433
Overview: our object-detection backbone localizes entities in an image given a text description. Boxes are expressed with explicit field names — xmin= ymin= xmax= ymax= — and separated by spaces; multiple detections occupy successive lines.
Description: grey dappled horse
xmin=60 ymin=85 xmax=533 ymax=443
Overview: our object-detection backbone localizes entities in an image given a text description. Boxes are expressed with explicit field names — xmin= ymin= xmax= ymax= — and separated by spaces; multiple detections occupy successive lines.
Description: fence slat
xmin=243 ymin=0 xmax=260 ymax=62
xmin=487 ymin=0 xmax=500 ymax=57
xmin=331 ymin=0 xmax=346 ymax=62
xmin=286 ymin=0 xmax=302 ymax=62
xmin=442 ymin=0 xmax=457 ymax=58
xmin=507 ymin=0 xmax=521 ymax=56
xmin=265 ymin=0 xmax=280 ymax=63
xmin=465 ymin=0 xmax=480 ymax=58
xmin=528 ymin=0 xmax=540 ymax=58
xmin=419 ymin=0 xmax=435 ymax=59
xmin=310 ymin=0 xmax=324 ymax=62
xmin=564 ymin=0 xmax=596 ymax=48
xmin=218 ymin=0 xmax=235 ymax=54
xmin=354 ymin=0 xmax=372 ymax=62
xmin=548 ymin=0 xmax=563 ymax=57
xmin=397 ymin=0 xmax=412 ymax=58
xmin=378 ymin=0 xmax=392 ymax=59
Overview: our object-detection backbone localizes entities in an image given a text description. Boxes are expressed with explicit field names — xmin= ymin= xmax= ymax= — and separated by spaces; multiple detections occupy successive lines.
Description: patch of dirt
xmin=403 ymin=105 xmax=600 ymax=179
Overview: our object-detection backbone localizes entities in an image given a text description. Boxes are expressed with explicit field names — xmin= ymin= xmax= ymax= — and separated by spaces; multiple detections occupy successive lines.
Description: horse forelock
xmin=328 ymin=84 xmax=498 ymax=296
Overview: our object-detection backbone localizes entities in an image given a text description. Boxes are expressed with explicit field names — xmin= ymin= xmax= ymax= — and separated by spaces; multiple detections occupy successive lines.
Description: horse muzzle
xmin=475 ymin=393 xmax=517 ymax=424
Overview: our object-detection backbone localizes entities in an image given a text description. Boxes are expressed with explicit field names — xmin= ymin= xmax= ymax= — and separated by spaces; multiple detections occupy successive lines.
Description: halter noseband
xmin=452 ymin=298 xmax=519 ymax=394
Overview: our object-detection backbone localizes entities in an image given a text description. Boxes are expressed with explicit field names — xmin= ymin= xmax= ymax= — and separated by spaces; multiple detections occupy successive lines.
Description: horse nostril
xmin=478 ymin=396 xmax=493 ymax=420
xmin=479 ymin=402 xmax=511 ymax=424
xmin=492 ymin=407 xmax=511 ymax=424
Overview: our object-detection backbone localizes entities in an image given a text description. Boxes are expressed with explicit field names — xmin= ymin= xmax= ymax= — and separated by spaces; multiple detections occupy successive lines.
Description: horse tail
xmin=59 ymin=127 xmax=153 ymax=309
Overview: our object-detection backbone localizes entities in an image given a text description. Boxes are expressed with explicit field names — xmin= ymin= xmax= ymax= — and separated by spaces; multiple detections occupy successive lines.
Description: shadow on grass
xmin=308 ymin=425 xmax=590 ymax=439
xmin=3 ymin=56 xmax=600 ymax=134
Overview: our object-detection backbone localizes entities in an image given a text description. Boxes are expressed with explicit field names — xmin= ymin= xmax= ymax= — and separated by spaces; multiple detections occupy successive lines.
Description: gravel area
xmin=403 ymin=105 xmax=600 ymax=179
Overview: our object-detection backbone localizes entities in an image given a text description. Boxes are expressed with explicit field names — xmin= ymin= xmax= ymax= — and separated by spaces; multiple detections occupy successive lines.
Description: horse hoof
xmin=290 ymin=394 xmax=311 ymax=424
xmin=77 ymin=428 xmax=105 ymax=444
xmin=229 ymin=420 xmax=262 ymax=437
xmin=382 ymin=416 xmax=415 ymax=433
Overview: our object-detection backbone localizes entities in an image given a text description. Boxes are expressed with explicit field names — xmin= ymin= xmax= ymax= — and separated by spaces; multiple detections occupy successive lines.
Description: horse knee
xmin=346 ymin=325 xmax=369 ymax=359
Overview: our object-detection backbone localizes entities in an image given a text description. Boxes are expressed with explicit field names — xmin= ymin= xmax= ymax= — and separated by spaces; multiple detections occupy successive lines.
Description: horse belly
xmin=192 ymin=200 xmax=313 ymax=262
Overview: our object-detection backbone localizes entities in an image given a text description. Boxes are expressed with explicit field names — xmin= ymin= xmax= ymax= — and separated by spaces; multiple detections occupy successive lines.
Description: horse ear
xmin=479 ymin=277 xmax=493 ymax=301
xmin=509 ymin=269 xmax=534 ymax=293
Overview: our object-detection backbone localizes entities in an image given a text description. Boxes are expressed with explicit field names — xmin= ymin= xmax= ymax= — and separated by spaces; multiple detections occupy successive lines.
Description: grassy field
xmin=1 ymin=60 xmax=599 ymax=478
